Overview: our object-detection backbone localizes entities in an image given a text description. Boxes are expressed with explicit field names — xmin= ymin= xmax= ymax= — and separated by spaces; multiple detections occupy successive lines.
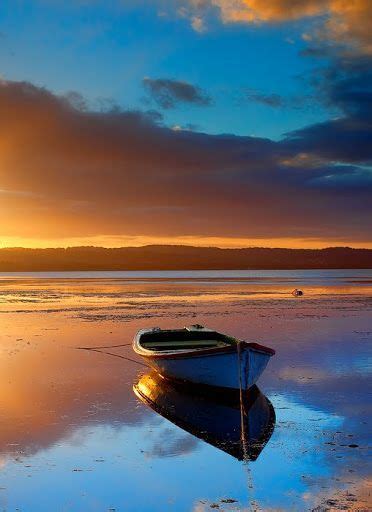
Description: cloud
xmin=0 ymin=78 xmax=371 ymax=244
xmin=142 ymin=77 xmax=212 ymax=109
xmin=181 ymin=0 xmax=372 ymax=54
xmin=144 ymin=428 xmax=199 ymax=458
xmin=244 ymin=89 xmax=284 ymax=108
xmin=283 ymin=55 xmax=372 ymax=165
xmin=317 ymin=54 xmax=372 ymax=118
xmin=191 ymin=15 xmax=206 ymax=32
xmin=241 ymin=88 xmax=312 ymax=110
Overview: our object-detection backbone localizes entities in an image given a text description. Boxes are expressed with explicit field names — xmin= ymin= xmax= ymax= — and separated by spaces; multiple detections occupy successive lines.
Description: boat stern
xmin=239 ymin=342 xmax=275 ymax=389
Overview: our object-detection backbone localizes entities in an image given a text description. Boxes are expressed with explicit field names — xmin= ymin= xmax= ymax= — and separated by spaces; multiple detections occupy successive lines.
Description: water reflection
xmin=0 ymin=271 xmax=370 ymax=511
xmin=134 ymin=371 xmax=275 ymax=461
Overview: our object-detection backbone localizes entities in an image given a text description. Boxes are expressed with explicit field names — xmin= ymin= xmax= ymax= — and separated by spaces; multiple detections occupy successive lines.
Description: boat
xmin=134 ymin=370 xmax=276 ymax=461
xmin=133 ymin=325 xmax=275 ymax=390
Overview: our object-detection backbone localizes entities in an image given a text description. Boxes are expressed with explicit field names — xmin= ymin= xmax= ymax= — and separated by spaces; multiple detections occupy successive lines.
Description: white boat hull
xmin=142 ymin=345 xmax=271 ymax=390
xmin=133 ymin=327 xmax=274 ymax=390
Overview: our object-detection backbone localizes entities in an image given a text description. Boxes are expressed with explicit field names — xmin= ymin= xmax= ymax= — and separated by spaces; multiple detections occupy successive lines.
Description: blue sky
xmin=0 ymin=1 xmax=328 ymax=139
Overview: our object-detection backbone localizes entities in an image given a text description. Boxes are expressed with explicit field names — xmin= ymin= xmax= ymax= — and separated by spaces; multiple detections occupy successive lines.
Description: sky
xmin=0 ymin=0 xmax=371 ymax=249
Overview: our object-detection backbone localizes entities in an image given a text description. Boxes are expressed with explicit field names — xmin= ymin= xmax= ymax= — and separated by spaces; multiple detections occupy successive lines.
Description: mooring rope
xmin=237 ymin=341 xmax=249 ymax=461
xmin=237 ymin=341 xmax=257 ymax=510
xmin=76 ymin=342 xmax=132 ymax=350
xmin=75 ymin=342 xmax=148 ymax=367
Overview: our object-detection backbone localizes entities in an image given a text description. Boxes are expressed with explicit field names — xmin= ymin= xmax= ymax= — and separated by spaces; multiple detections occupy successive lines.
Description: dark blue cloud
xmin=282 ymin=55 xmax=372 ymax=166
xmin=243 ymin=89 xmax=284 ymax=108
xmin=142 ymin=77 xmax=212 ymax=109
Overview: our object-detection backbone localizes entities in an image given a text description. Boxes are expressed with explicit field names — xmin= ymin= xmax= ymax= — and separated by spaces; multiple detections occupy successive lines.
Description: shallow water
xmin=0 ymin=270 xmax=371 ymax=511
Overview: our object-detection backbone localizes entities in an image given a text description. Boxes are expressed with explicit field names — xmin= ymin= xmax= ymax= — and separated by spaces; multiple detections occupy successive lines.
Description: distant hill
xmin=0 ymin=245 xmax=371 ymax=271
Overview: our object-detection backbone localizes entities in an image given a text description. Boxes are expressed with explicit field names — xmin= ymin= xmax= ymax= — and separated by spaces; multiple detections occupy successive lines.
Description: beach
xmin=0 ymin=270 xmax=370 ymax=511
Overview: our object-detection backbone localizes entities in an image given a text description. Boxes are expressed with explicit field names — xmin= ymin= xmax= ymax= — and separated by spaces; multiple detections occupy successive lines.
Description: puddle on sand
xmin=0 ymin=270 xmax=370 ymax=511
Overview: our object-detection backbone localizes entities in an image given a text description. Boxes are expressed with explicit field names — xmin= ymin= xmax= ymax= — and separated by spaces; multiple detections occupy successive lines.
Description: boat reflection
xmin=134 ymin=371 xmax=275 ymax=461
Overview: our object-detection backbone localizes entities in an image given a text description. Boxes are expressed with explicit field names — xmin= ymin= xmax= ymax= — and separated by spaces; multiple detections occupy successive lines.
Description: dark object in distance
xmin=292 ymin=289 xmax=304 ymax=296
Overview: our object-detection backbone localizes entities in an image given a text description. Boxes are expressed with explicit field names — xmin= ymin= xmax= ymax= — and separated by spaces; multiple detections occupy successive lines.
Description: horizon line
xmin=1 ymin=244 xmax=371 ymax=251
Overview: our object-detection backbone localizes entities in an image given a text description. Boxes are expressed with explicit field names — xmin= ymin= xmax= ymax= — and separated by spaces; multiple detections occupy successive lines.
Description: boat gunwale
xmin=133 ymin=328 xmax=275 ymax=360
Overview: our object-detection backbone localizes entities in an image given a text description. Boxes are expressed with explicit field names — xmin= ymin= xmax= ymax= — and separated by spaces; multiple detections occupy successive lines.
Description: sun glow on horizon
xmin=1 ymin=235 xmax=372 ymax=250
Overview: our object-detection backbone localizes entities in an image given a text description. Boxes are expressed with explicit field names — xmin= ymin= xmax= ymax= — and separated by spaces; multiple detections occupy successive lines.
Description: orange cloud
xmin=186 ymin=0 xmax=372 ymax=53
xmin=0 ymin=78 xmax=371 ymax=246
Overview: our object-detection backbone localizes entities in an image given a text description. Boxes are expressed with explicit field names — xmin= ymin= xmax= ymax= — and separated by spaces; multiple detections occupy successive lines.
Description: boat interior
xmin=140 ymin=329 xmax=235 ymax=351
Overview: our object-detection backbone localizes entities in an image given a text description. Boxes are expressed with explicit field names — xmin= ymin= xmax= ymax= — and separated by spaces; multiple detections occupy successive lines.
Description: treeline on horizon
xmin=0 ymin=245 xmax=371 ymax=271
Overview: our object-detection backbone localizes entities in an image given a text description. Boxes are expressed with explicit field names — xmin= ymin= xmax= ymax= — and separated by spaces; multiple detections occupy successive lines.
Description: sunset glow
xmin=0 ymin=0 xmax=371 ymax=250
xmin=1 ymin=236 xmax=372 ymax=250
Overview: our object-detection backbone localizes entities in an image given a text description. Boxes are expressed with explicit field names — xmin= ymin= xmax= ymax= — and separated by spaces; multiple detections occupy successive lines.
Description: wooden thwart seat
xmin=143 ymin=339 xmax=229 ymax=351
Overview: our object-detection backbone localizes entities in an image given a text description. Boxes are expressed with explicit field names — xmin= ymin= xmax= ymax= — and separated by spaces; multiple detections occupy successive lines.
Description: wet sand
xmin=0 ymin=270 xmax=371 ymax=511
